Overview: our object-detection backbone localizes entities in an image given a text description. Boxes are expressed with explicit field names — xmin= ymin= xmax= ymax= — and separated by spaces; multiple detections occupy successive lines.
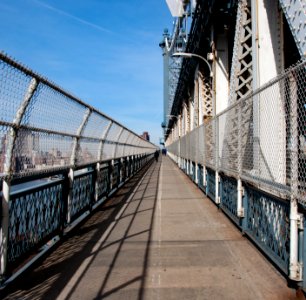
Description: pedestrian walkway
xmin=2 ymin=157 xmax=300 ymax=299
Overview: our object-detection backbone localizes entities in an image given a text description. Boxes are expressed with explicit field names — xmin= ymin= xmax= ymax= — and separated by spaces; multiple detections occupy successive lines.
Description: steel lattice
xmin=245 ymin=186 xmax=290 ymax=272
xmin=8 ymin=181 xmax=63 ymax=263
xmin=220 ymin=175 xmax=239 ymax=224
xmin=70 ymin=172 xmax=93 ymax=221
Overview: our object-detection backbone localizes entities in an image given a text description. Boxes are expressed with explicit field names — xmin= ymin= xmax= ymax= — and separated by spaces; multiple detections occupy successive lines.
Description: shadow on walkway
xmin=2 ymin=159 xmax=161 ymax=300
xmin=2 ymin=156 xmax=301 ymax=300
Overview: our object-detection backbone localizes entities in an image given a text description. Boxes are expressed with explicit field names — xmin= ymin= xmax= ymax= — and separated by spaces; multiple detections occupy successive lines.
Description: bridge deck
xmin=2 ymin=157 xmax=299 ymax=299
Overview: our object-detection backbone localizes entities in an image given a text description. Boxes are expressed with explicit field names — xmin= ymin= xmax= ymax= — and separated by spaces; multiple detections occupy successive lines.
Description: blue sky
xmin=0 ymin=0 xmax=173 ymax=145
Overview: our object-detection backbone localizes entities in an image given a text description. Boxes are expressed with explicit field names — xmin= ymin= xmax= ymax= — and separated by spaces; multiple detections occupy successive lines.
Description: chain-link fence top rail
xmin=168 ymin=60 xmax=306 ymax=203
xmin=0 ymin=53 xmax=156 ymax=179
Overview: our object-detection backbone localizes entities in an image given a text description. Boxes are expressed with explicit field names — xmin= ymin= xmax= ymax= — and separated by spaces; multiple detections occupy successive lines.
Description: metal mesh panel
xmin=189 ymin=128 xmax=197 ymax=162
xmin=240 ymin=61 xmax=306 ymax=199
xmin=105 ymin=123 xmax=121 ymax=142
xmin=118 ymin=129 xmax=130 ymax=143
xmin=82 ymin=112 xmax=110 ymax=139
xmin=258 ymin=81 xmax=286 ymax=185
xmin=167 ymin=60 xmax=306 ymax=204
xmin=240 ymin=96 xmax=254 ymax=173
xmin=102 ymin=142 xmax=116 ymax=160
xmin=76 ymin=138 xmax=100 ymax=165
xmin=21 ymin=84 xmax=87 ymax=135
xmin=198 ymin=124 xmax=205 ymax=164
xmin=0 ymin=61 xmax=32 ymax=123
xmin=180 ymin=135 xmax=186 ymax=158
xmin=185 ymin=135 xmax=190 ymax=159
xmin=137 ymin=138 xmax=145 ymax=147
xmin=173 ymin=140 xmax=179 ymax=157
xmin=284 ymin=64 xmax=305 ymax=202
xmin=123 ymin=145 xmax=133 ymax=157
xmin=0 ymin=125 xmax=10 ymax=177
xmin=126 ymin=133 xmax=135 ymax=145
xmin=0 ymin=53 xmax=156 ymax=177
xmin=186 ymin=133 xmax=191 ymax=159
xmin=115 ymin=144 xmax=125 ymax=158
xmin=204 ymin=119 xmax=216 ymax=168
xmin=12 ymin=129 xmax=73 ymax=175
xmin=218 ymin=105 xmax=239 ymax=176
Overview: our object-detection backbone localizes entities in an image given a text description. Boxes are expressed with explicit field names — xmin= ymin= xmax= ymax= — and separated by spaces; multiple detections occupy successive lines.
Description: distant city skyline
xmin=0 ymin=0 xmax=174 ymax=145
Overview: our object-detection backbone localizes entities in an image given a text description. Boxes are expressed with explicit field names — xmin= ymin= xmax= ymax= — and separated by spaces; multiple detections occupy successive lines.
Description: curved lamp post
xmin=166 ymin=114 xmax=179 ymax=119
xmin=172 ymin=52 xmax=213 ymax=77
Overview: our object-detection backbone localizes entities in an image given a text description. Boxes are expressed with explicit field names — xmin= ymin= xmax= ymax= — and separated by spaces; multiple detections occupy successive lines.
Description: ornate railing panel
xmin=244 ymin=185 xmax=290 ymax=273
xmin=111 ymin=160 xmax=121 ymax=189
xmin=96 ymin=163 xmax=110 ymax=200
xmin=197 ymin=164 xmax=205 ymax=191
xmin=8 ymin=179 xmax=63 ymax=266
xmin=206 ymin=167 xmax=215 ymax=201
xmin=191 ymin=162 xmax=196 ymax=182
xmin=220 ymin=174 xmax=239 ymax=224
xmin=70 ymin=170 xmax=94 ymax=222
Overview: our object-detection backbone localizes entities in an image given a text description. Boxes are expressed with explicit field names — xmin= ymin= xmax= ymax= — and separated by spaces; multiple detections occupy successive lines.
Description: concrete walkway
xmin=2 ymin=157 xmax=300 ymax=299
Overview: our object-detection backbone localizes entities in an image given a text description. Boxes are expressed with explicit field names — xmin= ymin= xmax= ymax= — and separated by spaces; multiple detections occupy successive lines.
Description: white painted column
xmin=253 ymin=0 xmax=286 ymax=184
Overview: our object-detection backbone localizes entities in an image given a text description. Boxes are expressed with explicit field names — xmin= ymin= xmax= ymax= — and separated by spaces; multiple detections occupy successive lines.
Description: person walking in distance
xmin=154 ymin=150 xmax=159 ymax=162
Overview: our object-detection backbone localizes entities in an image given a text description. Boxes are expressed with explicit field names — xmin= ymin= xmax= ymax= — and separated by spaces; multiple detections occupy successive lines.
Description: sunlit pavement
xmin=2 ymin=157 xmax=299 ymax=300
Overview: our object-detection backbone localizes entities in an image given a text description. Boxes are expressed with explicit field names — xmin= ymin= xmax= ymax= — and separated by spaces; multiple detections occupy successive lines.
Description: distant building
xmin=141 ymin=131 xmax=150 ymax=141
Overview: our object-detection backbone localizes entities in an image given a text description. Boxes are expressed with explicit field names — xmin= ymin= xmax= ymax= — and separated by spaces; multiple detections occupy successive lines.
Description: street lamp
xmin=172 ymin=52 xmax=213 ymax=77
xmin=166 ymin=114 xmax=178 ymax=119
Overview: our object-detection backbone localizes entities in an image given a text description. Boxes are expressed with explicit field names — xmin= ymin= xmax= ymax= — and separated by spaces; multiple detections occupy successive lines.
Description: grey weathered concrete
xmin=2 ymin=157 xmax=301 ymax=299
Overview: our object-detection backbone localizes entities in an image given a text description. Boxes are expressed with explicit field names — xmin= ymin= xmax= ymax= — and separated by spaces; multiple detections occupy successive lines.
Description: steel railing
xmin=167 ymin=59 xmax=306 ymax=281
xmin=0 ymin=52 xmax=156 ymax=281
xmin=168 ymin=59 xmax=306 ymax=203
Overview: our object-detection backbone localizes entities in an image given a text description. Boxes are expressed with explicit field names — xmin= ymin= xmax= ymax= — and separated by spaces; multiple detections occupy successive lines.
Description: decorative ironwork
xmin=245 ymin=186 xmax=290 ymax=272
xmin=229 ymin=0 xmax=253 ymax=103
xmin=199 ymin=73 xmax=213 ymax=121
xmin=197 ymin=164 xmax=205 ymax=191
xmin=191 ymin=162 xmax=196 ymax=182
xmin=111 ymin=161 xmax=120 ymax=189
xmin=8 ymin=180 xmax=63 ymax=264
xmin=96 ymin=164 xmax=110 ymax=199
xmin=220 ymin=174 xmax=239 ymax=224
xmin=206 ymin=167 xmax=216 ymax=201
xmin=70 ymin=171 xmax=93 ymax=221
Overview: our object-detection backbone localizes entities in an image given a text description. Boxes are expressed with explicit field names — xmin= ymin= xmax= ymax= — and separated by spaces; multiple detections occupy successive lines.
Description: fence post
xmin=237 ymin=101 xmax=244 ymax=217
xmin=215 ymin=118 xmax=220 ymax=204
xmin=96 ymin=121 xmax=113 ymax=201
xmin=1 ymin=180 xmax=10 ymax=279
xmin=67 ymin=108 xmax=91 ymax=224
xmin=1 ymin=78 xmax=38 ymax=279
xmin=289 ymin=72 xmax=302 ymax=281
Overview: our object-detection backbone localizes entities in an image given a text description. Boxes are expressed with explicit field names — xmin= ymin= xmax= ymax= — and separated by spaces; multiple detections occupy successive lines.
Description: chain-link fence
xmin=168 ymin=59 xmax=306 ymax=204
xmin=0 ymin=53 xmax=156 ymax=179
